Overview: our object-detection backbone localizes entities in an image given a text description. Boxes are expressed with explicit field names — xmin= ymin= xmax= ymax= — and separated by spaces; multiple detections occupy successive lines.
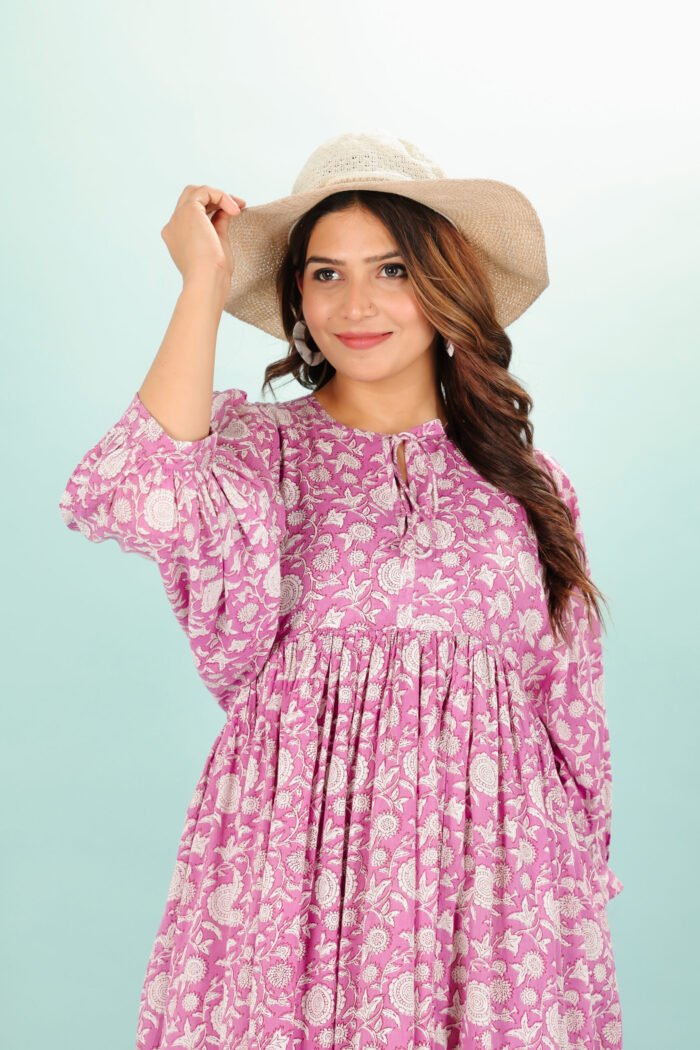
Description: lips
xmin=336 ymin=332 xmax=392 ymax=349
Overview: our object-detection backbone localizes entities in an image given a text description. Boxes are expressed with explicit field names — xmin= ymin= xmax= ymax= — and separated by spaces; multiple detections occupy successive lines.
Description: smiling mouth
xmin=335 ymin=332 xmax=393 ymax=347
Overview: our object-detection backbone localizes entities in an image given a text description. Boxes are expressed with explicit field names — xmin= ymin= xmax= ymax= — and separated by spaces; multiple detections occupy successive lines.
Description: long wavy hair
xmin=262 ymin=189 xmax=608 ymax=645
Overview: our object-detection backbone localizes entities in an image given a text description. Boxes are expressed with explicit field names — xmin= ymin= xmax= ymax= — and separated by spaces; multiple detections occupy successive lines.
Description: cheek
xmin=300 ymin=288 xmax=327 ymax=323
xmin=399 ymin=300 xmax=426 ymax=323
xmin=393 ymin=296 xmax=434 ymax=337
xmin=391 ymin=285 xmax=427 ymax=316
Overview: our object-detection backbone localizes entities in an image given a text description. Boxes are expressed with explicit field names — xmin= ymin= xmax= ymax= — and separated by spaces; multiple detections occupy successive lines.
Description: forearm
xmin=138 ymin=269 xmax=231 ymax=442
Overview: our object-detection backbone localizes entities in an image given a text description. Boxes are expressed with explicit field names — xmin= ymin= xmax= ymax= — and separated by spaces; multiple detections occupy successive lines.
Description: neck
xmin=316 ymin=373 xmax=447 ymax=434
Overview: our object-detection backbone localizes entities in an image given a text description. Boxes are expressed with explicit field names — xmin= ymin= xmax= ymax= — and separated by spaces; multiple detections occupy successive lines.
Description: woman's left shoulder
xmin=531 ymin=446 xmax=579 ymax=507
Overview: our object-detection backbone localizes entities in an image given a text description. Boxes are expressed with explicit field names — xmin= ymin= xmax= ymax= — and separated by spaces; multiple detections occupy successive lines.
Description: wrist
xmin=181 ymin=267 xmax=231 ymax=307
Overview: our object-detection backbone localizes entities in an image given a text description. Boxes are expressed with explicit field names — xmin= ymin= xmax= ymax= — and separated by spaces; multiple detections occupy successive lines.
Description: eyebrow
xmin=304 ymin=249 xmax=403 ymax=268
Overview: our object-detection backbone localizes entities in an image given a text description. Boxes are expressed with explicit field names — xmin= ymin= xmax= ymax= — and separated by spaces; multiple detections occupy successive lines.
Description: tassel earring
xmin=293 ymin=320 xmax=324 ymax=366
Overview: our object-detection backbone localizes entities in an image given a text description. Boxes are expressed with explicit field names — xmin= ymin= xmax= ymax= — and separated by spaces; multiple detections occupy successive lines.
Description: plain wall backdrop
xmin=2 ymin=1 xmax=697 ymax=1045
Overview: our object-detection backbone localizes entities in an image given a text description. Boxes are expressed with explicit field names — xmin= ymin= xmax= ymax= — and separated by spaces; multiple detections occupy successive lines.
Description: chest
xmin=275 ymin=427 xmax=546 ymax=643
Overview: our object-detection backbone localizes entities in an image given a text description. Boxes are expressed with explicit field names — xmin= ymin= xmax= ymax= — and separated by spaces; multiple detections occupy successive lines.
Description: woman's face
xmin=295 ymin=205 xmax=439 ymax=382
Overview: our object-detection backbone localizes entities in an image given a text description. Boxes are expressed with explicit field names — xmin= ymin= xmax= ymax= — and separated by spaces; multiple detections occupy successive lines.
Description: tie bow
xmin=388 ymin=431 xmax=441 ymax=535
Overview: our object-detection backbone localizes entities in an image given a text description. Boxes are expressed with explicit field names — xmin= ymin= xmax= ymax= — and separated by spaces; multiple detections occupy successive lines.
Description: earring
xmin=293 ymin=320 xmax=324 ymax=366
xmin=445 ymin=340 xmax=456 ymax=357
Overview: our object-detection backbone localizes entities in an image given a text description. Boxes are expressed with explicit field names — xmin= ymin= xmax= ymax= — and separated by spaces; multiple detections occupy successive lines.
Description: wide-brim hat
xmin=223 ymin=129 xmax=549 ymax=338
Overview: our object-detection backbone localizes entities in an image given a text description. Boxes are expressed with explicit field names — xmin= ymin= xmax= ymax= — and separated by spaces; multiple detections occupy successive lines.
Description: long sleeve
xmin=529 ymin=448 xmax=624 ymax=903
xmin=58 ymin=388 xmax=286 ymax=711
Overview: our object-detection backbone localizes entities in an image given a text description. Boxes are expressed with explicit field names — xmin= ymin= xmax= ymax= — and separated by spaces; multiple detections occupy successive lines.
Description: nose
xmin=340 ymin=275 xmax=377 ymax=317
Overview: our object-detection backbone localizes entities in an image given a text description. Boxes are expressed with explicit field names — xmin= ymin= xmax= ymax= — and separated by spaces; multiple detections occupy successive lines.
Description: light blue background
xmin=3 ymin=1 xmax=697 ymax=1045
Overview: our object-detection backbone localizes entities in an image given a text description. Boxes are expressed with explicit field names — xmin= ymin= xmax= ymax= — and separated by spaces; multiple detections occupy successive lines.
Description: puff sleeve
xmin=529 ymin=448 xmax=624 ymax=904
xmin=58 ymin=389 xmax=286 ymax=711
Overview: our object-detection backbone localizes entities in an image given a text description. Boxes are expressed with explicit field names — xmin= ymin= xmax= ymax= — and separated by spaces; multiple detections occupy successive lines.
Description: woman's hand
xmin=161 ymin=185 xmax=247 ymax=285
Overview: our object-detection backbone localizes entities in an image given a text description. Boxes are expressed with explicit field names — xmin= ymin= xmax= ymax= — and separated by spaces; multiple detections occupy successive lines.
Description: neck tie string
xmin=388 ymin=433 xmax=440 ymax=527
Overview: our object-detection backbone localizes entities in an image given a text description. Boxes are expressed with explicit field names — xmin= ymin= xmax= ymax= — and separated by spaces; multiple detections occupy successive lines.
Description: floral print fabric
xmin=59 ymin=387 xmax=624 ymax=1049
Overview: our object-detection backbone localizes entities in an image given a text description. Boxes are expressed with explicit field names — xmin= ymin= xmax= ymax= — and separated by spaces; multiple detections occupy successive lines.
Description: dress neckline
xmin=306 ymin=392 xmax=449 ymax=440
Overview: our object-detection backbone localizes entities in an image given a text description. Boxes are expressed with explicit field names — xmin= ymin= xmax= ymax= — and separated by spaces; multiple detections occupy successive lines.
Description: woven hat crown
xmin=291 ymin=131 xmax=448 ymax=194
xmin=286 ymin=132 xmax=459 ymax=245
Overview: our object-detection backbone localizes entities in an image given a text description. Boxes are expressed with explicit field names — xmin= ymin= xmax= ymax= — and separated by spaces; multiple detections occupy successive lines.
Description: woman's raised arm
xmin=136 ymin=183 xmax=246 ymax=441
xmin=58 ymin=187 xmax=287 ymax=713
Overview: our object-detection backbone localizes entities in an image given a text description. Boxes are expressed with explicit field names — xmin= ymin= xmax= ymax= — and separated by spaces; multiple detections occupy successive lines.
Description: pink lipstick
xmin=336 ymin=332 xmax=392 ymax=349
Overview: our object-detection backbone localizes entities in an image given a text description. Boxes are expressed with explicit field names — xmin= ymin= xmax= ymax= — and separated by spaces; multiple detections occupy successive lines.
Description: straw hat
xmin=223 ymin=129 xmax=549 ymax=338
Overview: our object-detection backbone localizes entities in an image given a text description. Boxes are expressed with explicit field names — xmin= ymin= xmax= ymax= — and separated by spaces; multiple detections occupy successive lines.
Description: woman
xmin=59 ymin=131 xmax=624 ymax=1049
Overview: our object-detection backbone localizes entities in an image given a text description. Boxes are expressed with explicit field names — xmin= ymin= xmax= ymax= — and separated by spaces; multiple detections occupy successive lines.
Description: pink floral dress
xmin=59 ymin=386 xmax=624 ymax=1050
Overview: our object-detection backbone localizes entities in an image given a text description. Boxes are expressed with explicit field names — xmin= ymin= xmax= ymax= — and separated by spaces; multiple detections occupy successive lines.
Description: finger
xmin=200 ymin=188 xmax=246 ymax=212
xmin=179 ymin=185 xmax=244 ymax=214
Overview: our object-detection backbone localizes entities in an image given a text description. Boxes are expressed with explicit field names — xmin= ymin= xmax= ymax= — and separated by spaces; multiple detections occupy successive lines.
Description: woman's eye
xmin=312 ymin=263 xmax=407 ymax=282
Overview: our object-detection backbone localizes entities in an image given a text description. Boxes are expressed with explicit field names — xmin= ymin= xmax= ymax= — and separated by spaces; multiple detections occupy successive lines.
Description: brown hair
xmin=262 ymin=189 xmax=609 ymax=645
